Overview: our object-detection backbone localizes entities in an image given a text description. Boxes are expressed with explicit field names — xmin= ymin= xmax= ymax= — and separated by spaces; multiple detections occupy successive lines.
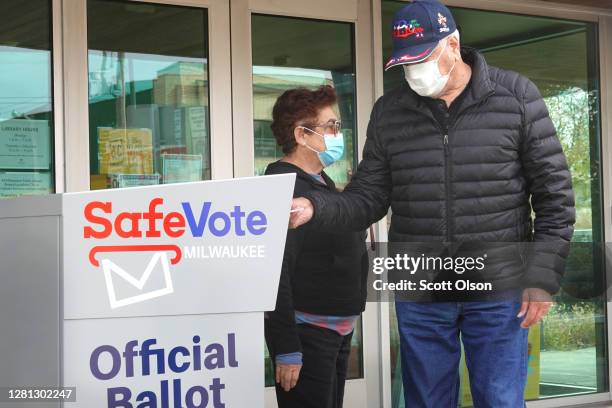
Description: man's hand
xmin=518 ymin=288 xmax=552 ymax=328
xmin=289 ymin=197 xmax=313 ymax=229
xmin=276 ymin=363 xmax=302 ymax=392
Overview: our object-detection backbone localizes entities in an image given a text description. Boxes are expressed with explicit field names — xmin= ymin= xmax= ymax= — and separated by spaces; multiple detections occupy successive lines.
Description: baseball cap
xmin=385 ymin=0 xmax=457 ymax=71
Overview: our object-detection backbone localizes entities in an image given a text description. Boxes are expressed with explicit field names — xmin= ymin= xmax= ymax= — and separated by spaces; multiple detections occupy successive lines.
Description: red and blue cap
xmin=385 ymin=0 xmax=457 ymax=71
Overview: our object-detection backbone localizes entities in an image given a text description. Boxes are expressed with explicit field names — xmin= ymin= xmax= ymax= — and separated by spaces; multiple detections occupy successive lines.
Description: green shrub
xmin=541 ymin=302 xmax=602 ymax=351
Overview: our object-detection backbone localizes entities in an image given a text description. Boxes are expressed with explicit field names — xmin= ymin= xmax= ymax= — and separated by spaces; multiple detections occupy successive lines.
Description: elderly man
xmin=289 ymin=0 xmax=575 ymax=406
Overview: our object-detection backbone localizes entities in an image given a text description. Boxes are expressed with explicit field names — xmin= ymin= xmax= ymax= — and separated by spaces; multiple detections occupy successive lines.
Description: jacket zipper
xmin=428 ymin=118 xmax=452 ymax=243
xmin=443 ymin=133 xmax=452 ymax=243
xmin=397 ymin=89 xmax=495 ymax=243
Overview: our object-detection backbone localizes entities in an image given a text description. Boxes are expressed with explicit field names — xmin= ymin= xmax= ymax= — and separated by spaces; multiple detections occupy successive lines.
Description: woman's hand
xmin=276 ymin=363 xmax=302 ymax=392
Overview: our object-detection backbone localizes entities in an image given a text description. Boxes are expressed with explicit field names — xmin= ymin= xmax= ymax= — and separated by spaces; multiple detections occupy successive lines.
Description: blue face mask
xmin=300 ymin=128 xmax=345 ymax=167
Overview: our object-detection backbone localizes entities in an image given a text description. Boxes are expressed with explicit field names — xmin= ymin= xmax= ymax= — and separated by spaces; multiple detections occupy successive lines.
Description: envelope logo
xmin=89 ymin=245 xmax=182 ymax=309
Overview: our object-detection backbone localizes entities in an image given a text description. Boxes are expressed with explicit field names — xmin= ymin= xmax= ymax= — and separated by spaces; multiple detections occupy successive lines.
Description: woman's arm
xmin=265 ymin=227 xmax=305 ymax=357
xmin=265 ymin=227 xmax=306 ymax=391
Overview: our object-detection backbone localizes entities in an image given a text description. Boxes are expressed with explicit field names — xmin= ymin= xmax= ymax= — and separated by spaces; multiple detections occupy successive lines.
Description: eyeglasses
xmin=301 ymin=119 xmax=342 ymax=136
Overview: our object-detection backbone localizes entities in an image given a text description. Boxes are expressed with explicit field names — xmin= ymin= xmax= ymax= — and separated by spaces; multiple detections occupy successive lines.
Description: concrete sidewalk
xmin=540 ymin=347 xmax=598 ymax=394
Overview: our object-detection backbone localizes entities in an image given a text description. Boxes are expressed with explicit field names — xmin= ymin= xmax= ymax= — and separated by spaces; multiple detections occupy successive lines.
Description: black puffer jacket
xmin=304 ymin=47 xmax=575 ymax=294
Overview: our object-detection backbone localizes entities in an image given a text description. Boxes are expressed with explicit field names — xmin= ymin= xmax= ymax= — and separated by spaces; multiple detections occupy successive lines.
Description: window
xmin=252 ymin=14 xmax=357 ymax=190
xmin=0 ymin=0 xmax=54 ymax=198
xmin=88 ymin=0 xmax=210 ymax=190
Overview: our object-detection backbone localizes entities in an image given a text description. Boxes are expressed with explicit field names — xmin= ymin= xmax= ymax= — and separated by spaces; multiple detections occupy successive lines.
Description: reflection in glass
xmin=252 ymin=14 xmax=357 ymax=189
xmin=381 ymin=1 xmax=606 ymax=405
xmin=0 ymin=0 xmax=54 ymax=198
xmin=88 ymin=0 xmax=210 ymax=190
xmin=252 ymin=14 xmax=363 ymax=385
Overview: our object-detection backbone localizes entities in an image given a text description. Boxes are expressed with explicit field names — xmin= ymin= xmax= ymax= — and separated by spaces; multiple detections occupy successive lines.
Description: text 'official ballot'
xmin=91 ymin=333 xmax=238 ymax=408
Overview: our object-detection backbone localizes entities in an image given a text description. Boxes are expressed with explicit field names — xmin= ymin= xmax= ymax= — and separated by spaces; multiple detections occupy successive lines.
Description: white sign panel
xmin=0 ymin=119 xmax=51 ymax=169
xmin=64 ymin=313 xmax=263 ymax=408
xmin=62 ymin=174 xmax=295 ymax=319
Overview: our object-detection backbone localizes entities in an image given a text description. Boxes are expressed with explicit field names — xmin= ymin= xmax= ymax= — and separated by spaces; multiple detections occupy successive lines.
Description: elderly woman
xmin=264 ymin=85 xmax=368 ymax=408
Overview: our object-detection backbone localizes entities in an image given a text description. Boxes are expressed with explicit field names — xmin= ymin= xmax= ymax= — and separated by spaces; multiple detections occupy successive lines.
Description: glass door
xmin=230 ymin=1 xmax=378 ymax=406
xmin=87 ymin=0 xmax=211 ymax=190
xmin=61 ymin=0 xmax=232 ymax=192
xmin=0 ymin=0 xmax=55 ymax=198
xmin=251 ymin=13 xmax=363 ymax=395
xmin=380 ymin=2 xmax=606 ymax=407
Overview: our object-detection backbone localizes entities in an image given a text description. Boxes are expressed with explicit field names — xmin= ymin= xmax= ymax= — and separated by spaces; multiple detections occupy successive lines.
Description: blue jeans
xmin=395 ymin=297 xmax=529 ymax=408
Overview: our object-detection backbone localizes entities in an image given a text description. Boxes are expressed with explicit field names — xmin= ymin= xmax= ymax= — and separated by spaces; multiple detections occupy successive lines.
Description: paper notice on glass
xmin=98 ymin=128 xmax=154 ymax=174
xmin=187 ymin=106 xmax=206 ymax=137
xmin=0 ymin=172 xmax=52 ymax=198
xmin=0 ymin=119 xmax=51 ymax=170
xmin=109 ymin=173 xmax=161 ymax=188
xmin=162 ymin=153 xmax=202 ymax=184
xmin=185 ymin=107 xmax=209 ymax=169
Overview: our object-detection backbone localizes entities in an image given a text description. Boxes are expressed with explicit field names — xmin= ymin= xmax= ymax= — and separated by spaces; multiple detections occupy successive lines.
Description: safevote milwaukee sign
xmin=59 ymin=175 xmax=295 ymax=407
xmin=62 ymin=174 xmax=295 ymax=319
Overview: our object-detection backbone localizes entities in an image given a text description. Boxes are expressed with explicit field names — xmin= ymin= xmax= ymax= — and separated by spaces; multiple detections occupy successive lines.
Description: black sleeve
xmin=303 ymin=99 xmax=392 ymax=231
xmin=264 ymin=210 xmax=306 ymax=356
xmin=520 ymin=78 xmax=576 ymax=294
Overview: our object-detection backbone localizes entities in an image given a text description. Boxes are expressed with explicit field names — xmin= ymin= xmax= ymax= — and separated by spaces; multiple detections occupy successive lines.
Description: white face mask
xmin=402 ymin=39 xmax=457 ymax=98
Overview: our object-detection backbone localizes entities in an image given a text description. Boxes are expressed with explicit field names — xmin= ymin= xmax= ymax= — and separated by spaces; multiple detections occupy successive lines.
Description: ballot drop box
xmin=0 ymin=174 xmax=295 ymax=408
